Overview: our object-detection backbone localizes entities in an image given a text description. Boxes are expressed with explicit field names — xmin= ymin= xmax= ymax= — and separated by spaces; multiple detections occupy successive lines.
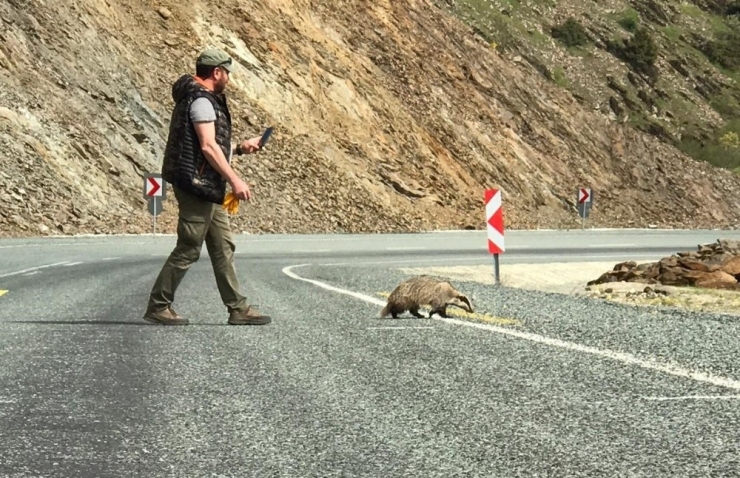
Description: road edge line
xmin=0 ymin=261 xmax=72 ymax=279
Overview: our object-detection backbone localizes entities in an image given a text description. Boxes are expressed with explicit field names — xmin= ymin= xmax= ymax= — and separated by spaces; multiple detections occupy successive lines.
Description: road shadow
xmin=374 ymin=319 xmax=433 ymax=321
xmin=3 ymin=320 xmax=230 ymax=326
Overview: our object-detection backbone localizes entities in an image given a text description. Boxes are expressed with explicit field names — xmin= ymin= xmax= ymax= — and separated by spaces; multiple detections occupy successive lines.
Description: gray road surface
xmin=1 ymin=230 xmax=739 ymax=477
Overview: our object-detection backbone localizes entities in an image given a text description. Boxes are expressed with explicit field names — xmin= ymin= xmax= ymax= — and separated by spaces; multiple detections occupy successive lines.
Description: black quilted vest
xmin=161 ymin=74 xmax=232 ymax=204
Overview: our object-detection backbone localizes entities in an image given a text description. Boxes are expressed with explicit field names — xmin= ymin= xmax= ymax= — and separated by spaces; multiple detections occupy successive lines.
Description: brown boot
xmin=143 ymin=306 xmax=189 ymax=325
xmin=228 ymin=305 xmax=271 ymax=325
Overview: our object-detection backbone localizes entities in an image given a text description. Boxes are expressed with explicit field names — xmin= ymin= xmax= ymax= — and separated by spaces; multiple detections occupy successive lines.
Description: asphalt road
xmin=1 ymin=229 xmax=740 ymax=477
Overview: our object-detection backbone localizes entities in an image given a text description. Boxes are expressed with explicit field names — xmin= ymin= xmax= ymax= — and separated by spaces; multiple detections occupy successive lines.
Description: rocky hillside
xmin=447 ymin=0 xmax=740 ymax=170
xmin=3 ymin=0 xmax=740 ymax=237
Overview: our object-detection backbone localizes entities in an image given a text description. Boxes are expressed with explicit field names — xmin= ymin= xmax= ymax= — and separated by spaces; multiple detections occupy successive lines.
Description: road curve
xmin=1 ymin=229 xmax=739 ymax=476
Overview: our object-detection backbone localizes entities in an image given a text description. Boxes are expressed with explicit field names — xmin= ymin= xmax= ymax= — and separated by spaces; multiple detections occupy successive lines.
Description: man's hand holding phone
xmin=230 ymin=127 xmax=273 ymax=202
xmin=237 ymin=128 xmax=273 ymax=155
xmin=238 ymin=137 xmax=261 ymax=154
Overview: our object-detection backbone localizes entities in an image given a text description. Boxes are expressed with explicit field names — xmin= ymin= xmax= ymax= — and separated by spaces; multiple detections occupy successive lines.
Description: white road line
xmin=367 ymin=326 xmax=436 ymax=330
xmin=23 ymin=271 xmax=40 ymax=277
xmin=0 ymin=261 xmax=71 ymax=279
xmin=641 ymin=395 xmax=740 ymax=401
xmin=284 ymin=264 xmax=385 ymax=304
xmin=63 ymin=262 xmax=83 ymax=266
xmin=386 ymin=247 xmax=427 ymax=251
xmin=587 ymin=243 xmax=637 ymax=248
xmin=282 ymin=264 xmax=740 ymax=392
xmin=291 ymin=249 xmax=332 ymax=253
xmin=102 ymin=257 xmax=120 ymax=261
xmin=0 ymin=241 xmax=146 ymax=249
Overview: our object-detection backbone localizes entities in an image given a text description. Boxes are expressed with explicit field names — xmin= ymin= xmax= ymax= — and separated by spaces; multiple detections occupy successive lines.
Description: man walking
xmin=143 ymin=47 xmax=271 ymax=326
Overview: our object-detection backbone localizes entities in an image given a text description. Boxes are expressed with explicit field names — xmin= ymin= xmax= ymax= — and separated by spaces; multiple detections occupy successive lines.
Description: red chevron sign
xmin=485 ymin=189 xmax=505 ymax=254
xmin=146 ymin=177 xmax=162 ymax=197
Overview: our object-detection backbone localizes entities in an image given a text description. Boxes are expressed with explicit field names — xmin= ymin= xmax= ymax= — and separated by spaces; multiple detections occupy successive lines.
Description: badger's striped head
xmin=449 ymin=294 xmax=473 ymax=313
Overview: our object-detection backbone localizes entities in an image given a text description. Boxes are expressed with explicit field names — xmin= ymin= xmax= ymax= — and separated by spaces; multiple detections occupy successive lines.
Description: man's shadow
xmin=4 ymin=320 xmax=229 ymax=326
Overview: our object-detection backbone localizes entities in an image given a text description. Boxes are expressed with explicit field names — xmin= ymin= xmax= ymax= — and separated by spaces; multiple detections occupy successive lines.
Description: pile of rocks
xmin=587 ymin=239 xmax=740 ymax=290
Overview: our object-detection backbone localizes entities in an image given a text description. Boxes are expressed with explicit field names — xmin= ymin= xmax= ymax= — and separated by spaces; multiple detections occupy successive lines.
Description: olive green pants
xmin=147 ymin=185 xmax=248 ymax=313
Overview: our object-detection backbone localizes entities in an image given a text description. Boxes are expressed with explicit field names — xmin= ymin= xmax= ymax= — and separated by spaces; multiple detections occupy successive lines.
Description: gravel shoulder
xmin=400 ymin=261 xmax=740 ymax=319
xmin=298 ymin=260 xmax=740 ymax=381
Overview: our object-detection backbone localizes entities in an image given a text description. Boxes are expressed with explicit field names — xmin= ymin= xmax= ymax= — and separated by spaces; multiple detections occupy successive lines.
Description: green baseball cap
xmin=196 ymin=47 xmax=233 ymax=72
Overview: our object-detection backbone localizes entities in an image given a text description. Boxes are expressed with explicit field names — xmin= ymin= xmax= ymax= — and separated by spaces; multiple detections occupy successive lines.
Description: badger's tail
xmin=379 ymin=303 xmax=390 ymax=318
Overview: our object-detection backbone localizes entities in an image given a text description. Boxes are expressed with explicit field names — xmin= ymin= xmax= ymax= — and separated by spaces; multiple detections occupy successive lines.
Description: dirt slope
xmin=3 ymin=0 xmax=740 ymax=237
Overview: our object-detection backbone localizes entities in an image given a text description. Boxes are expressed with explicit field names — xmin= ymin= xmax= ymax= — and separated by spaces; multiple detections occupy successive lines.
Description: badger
xmin=379 ymin=275 xmax=474 ymax=319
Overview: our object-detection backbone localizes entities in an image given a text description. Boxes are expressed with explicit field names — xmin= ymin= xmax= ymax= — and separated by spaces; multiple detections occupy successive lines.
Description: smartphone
xmin=259 ymin=127 xmax=273 ymax=148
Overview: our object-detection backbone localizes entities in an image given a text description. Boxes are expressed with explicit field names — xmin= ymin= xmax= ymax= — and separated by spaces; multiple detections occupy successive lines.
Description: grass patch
xmin=566 ymin=44 xmax=593 ymax=58
xmin=661 ymin=25 xmax=683 ymax=42
xmin=677 ymin=118 xmax=740 ymax=170
xmin=451 ymin=0 xmax=525 ymax=52
xmin=552 ymin=66 xmax=568 ymax=87
xmin=529 ymin=29 xmax=550 ymax=45
xmin=680 ymin=3 xmax=705 ymax=18
xmin=709 ymin=88 xmax=740 ymax=118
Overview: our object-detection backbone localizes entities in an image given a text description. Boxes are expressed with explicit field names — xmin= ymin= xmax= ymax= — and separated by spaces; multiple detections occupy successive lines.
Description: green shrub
xmin=704 ymin=17 xmax=740 ymax=69
xmin=726 ymin=1 xmax=740 ymax=15
xmin=720 ymin=131 xmax=740 ymax=149
xmin=551 ymin=18 xmax=590 ymax=47
xmin=618 ymin=8 xmax=640 ymax=32
xmin=609 ymin=27 xmax=658 ymax=81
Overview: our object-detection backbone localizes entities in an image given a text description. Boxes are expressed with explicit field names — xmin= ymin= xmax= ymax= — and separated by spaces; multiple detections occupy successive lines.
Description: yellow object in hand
xmin=222 ymin=192 xmax=239 ymax=215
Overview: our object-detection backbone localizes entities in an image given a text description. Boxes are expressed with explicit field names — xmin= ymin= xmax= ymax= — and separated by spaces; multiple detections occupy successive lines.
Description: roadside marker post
xmin=577 ymin=187 xmax=593 ymax=229
xmin=485 ymin=189 xmax=505 ymax=285
xmin=144 ymin=173 xmax=166 ymax=235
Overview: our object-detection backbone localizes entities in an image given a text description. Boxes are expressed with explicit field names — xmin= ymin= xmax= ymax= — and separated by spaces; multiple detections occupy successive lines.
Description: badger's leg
xmin=409 ymin=307 xmax=425 ymax=318
xmin=430 ymin=306 xmax=449 ymax=318
xmin=428 ymin=299 xmax=449 ymax=318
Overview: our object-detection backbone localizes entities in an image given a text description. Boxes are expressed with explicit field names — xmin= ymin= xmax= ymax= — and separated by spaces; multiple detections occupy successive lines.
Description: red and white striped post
xmin=485 ymin=189 xmax=505 ymax=284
